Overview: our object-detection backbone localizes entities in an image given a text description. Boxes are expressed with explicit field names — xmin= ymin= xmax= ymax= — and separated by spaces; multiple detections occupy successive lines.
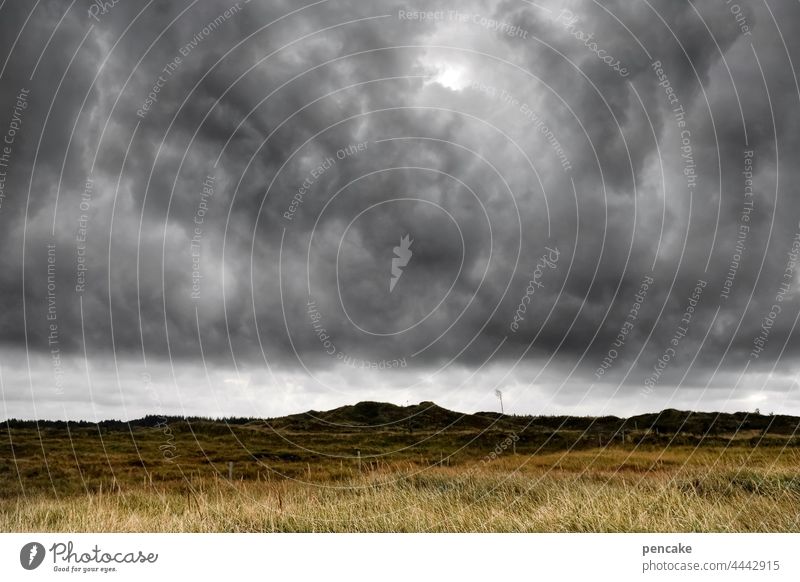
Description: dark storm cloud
xmin=2 ymin=0 xmax=800 ymax=418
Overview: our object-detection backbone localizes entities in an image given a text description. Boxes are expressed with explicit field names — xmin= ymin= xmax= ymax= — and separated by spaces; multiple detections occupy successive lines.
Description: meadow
xmin=2 ymin=402 xmax=799 ymax=532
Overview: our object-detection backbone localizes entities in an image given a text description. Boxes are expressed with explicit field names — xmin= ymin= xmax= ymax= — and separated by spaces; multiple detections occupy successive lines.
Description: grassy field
xmin=2 ymin=404 xmax=800 ymax=532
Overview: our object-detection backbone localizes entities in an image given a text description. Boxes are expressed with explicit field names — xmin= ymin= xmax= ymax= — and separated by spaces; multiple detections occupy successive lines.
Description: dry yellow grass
xmin=3 ymin=448 xmax=799 ymax=532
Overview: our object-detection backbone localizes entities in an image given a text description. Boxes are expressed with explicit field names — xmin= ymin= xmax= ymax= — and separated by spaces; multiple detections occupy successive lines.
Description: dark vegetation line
xmin=3 ymin=400 xmax=800 ymax=435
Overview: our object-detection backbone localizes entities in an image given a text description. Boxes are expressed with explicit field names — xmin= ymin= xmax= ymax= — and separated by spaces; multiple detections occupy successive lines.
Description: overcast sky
xmin=1 ymin=0 xmax=800 ymax=420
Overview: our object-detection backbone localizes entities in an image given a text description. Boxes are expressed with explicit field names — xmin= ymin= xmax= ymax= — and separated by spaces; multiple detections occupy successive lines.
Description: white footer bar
xmin=1 ymin=533 xmax=797 ymax=581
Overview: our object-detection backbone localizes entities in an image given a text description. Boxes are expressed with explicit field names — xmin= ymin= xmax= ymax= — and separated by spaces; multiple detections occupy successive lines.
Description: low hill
xmin=4 ymin=401 xmax=800 ymax=436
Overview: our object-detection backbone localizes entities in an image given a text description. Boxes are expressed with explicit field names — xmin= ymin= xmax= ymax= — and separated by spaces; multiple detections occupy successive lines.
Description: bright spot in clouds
xmin=422 ymin=56 xmax=472 ymax=91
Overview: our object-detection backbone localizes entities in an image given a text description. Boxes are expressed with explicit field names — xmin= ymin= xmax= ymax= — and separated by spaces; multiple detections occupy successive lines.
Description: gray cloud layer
xmin=1 ymin=0 xmax=799 ymax=419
